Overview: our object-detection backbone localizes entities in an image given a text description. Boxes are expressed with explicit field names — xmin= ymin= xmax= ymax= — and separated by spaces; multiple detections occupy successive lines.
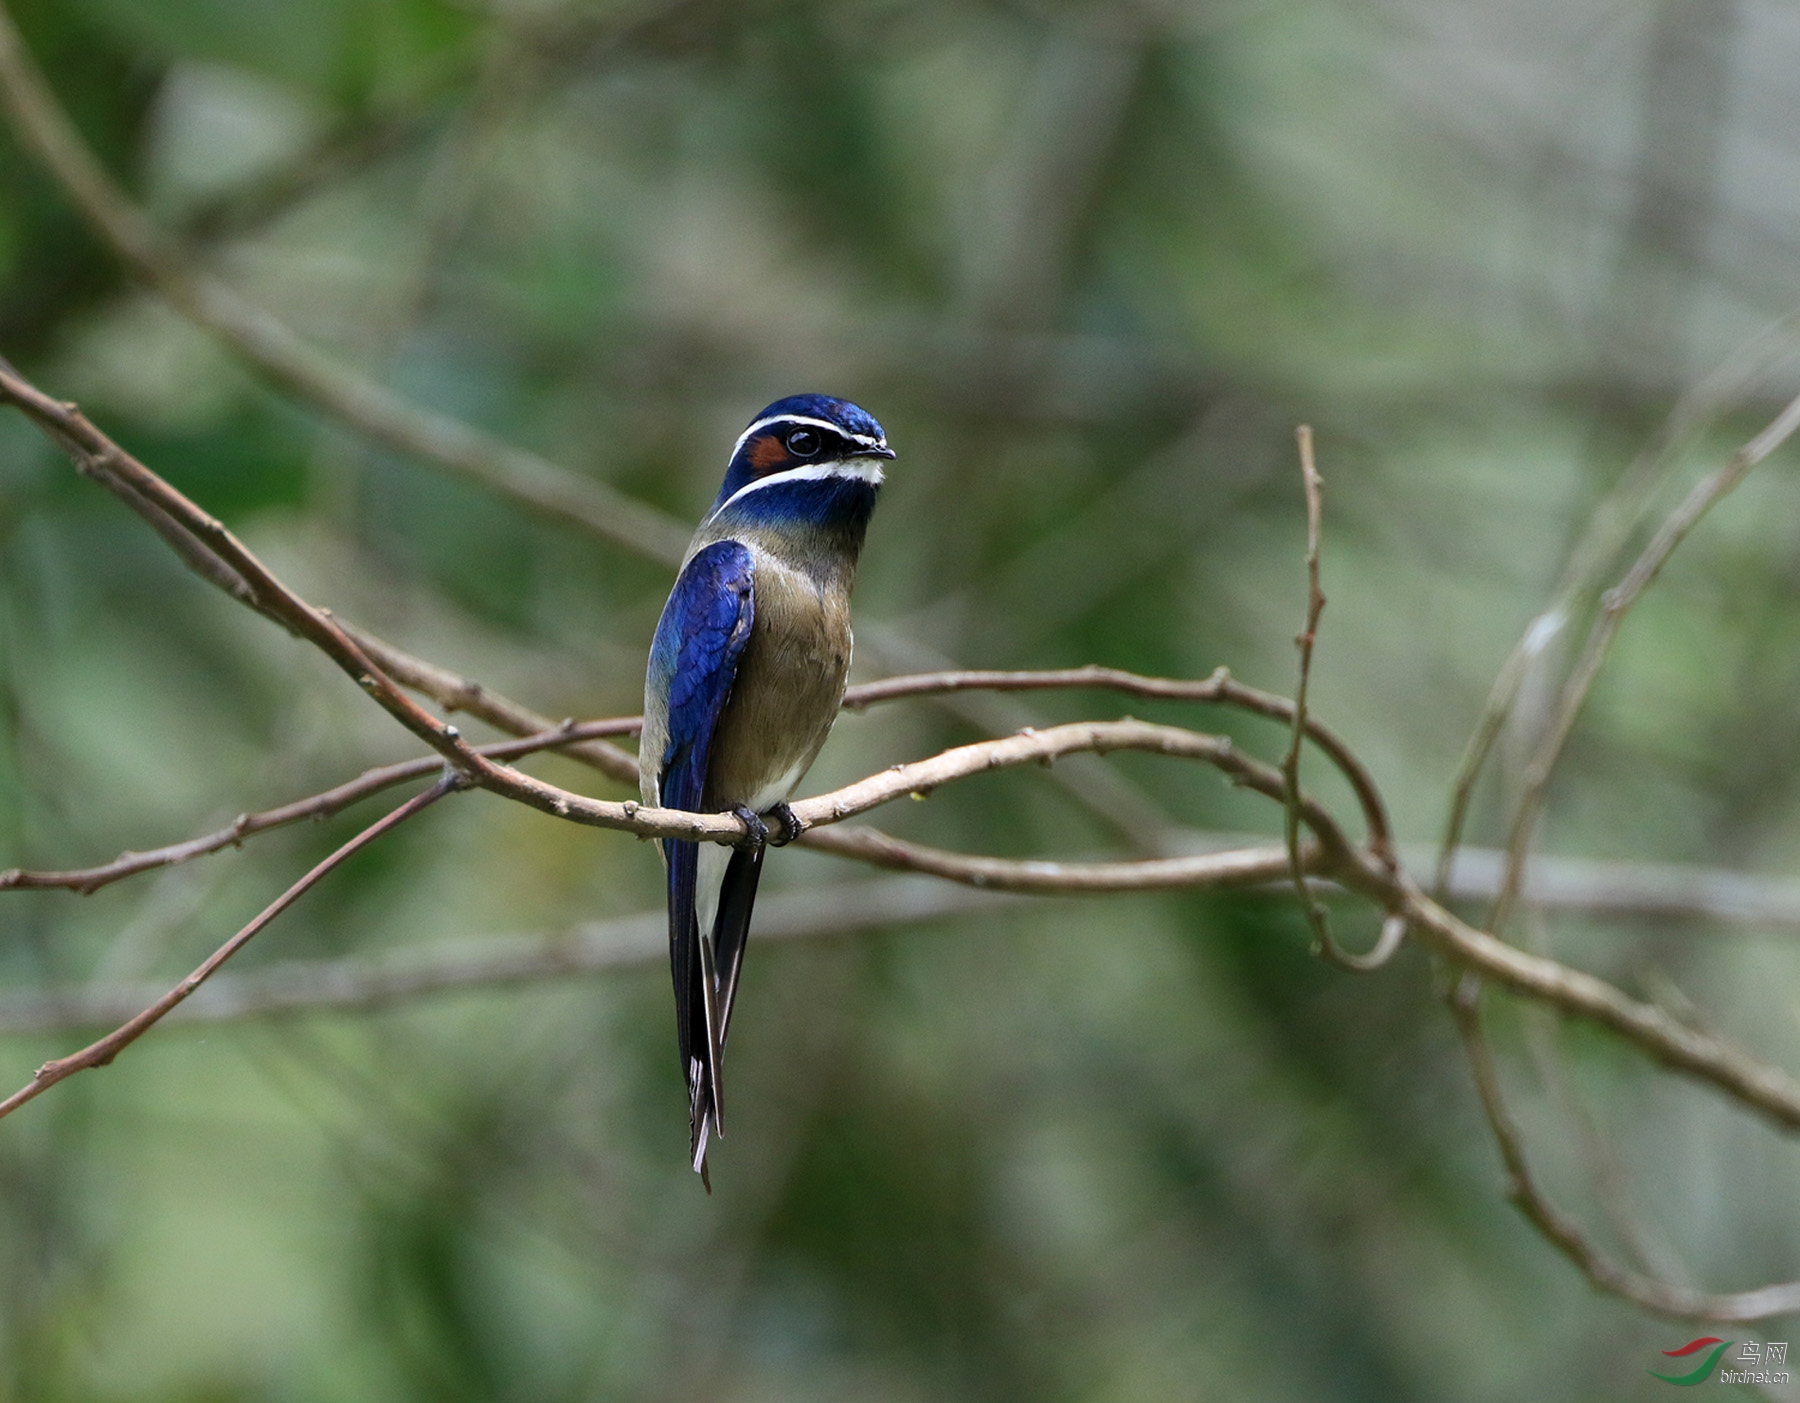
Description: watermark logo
xmin=1649 ymin=1338 xmax=1789 ymax=1387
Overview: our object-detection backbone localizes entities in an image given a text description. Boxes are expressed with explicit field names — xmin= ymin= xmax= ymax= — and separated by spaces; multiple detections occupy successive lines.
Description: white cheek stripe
xmin=729 ymin=414 xmax=887 ymax=462
xmin=706 ymin=459 xmax=885 ymax=522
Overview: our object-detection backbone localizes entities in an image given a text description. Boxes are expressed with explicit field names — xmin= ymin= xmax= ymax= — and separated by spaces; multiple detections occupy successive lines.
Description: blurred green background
xmin=6 ymin=0 xmax=1800 ymax=1398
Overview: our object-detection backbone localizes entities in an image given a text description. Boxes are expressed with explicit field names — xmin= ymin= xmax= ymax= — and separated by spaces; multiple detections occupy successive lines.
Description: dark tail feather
xmin=667 ymin=835 xmax=724 ymax=1183
xmin=669 ymin=837 xmax=768 ymax=1187
xmin=679 ymin=844 xmax=766 ymax=1186
xmin=713 ymin=844 xmax=765 ymax=1047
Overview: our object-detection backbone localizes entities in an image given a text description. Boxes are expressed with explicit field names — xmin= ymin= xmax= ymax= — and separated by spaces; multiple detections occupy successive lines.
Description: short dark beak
xmin=854 ymin=444 xmax=897 ymax=460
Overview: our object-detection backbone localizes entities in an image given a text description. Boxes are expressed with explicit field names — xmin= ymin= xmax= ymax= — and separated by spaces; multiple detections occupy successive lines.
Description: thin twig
xmin=804 ymin=830 xmax=1304 ymax=892
xmin=1449 ymin=981 xmax=1800 ymax=1322
xmin=1280 ymin=428 xmax=1403 ymax=972
xmin=0 ymin=773 xmax=461 ymax=1122
xmin=1282 ymin=426 xmax=1336 ymax=953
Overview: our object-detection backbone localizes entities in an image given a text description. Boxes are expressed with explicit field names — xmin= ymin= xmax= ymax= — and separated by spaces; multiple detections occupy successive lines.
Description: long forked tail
xmin=677 ymin=843 xmax=767 ymax=1188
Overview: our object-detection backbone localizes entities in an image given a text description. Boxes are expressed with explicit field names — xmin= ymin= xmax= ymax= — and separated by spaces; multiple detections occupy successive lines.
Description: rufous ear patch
xmin=747 ymin=432 xmax=788 ymax=473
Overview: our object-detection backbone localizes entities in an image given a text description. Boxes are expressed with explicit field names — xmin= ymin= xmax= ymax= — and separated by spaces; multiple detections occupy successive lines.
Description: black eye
xmin=786 ymin=429 xmax=820 ymax=457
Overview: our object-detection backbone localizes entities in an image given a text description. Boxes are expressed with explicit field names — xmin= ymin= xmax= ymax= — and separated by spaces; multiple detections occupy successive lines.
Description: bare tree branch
xmin=804 ymin=829 xmax=1303 ymax=893
xmin=1434 ymin=846 xmax=1800 ymax=931
xmin=6 ymin=203 xmax=1800 ymax=1321
xmin=1419 ymin=324 xmax=1800 ymax=1326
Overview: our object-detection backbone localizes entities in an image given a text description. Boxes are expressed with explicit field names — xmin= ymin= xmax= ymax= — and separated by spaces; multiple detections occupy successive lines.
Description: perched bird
xmin=641 ymin=394 xmax=893 ymax=1185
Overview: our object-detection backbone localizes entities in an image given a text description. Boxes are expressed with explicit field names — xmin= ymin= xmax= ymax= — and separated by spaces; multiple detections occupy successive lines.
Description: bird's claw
xmin=732 ymin=805 xmax=770 ymax=850
xmin=730 ymin=802 xmax=804 ymax=849
xmin=766 ymin=802 xmax=804 ymax=847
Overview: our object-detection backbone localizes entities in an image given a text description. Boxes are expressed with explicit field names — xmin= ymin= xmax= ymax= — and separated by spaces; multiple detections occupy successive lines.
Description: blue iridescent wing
xmin=647 ymin=539 xmax=756 ymax=1178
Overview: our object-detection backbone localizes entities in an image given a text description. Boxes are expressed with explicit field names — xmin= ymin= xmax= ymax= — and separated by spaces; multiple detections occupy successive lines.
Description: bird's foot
xmin=766 ymin=802 xmax=805 ymax=847
xmin=732 ymin=805 xmax=770 ymax=850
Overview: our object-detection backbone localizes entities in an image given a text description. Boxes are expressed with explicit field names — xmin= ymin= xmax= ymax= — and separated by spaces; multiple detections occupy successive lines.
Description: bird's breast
xmin=703 ymin=551 xmax=853 ymax=811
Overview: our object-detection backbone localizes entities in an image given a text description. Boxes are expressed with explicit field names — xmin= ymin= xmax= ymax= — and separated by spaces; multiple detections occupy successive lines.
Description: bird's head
xmin=706 ymin=394 xmax=894 ymax=522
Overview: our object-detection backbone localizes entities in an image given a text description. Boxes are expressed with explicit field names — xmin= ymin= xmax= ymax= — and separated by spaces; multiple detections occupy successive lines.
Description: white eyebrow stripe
xmin=729 ymin=414 xmax=886 ymax=462
xmin=705 ymin=459 xmax=885 ymax=522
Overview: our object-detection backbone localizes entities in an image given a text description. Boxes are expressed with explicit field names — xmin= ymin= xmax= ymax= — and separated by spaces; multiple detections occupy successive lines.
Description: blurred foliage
xmin=6 ymin=0 xmax=1800 ymax=1399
